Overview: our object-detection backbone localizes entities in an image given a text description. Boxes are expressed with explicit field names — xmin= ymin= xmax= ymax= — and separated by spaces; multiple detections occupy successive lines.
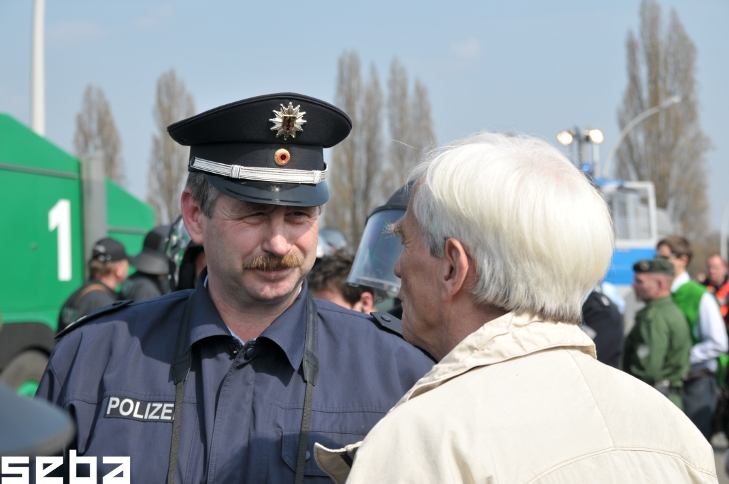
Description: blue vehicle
xmin=594 ymin=178 xmax=677 ymax=327
xmin=597 ymin=178 xmax=659 ymax=286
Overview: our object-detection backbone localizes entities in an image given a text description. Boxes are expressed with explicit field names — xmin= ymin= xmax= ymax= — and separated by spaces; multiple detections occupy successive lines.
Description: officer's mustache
xmin=243 ymin=252 xmax=303 ymax=271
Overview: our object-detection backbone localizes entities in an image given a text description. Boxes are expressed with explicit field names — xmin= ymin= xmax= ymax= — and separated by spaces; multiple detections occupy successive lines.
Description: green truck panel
xmin=0 ymin=113 xmax=156 ymax=391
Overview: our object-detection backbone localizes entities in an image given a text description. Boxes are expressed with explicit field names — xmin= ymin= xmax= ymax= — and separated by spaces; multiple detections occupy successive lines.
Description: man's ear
xmin=660 ymin=274 xmax=672 ymax=292
xmin=441 ymin=238 xmax=470 ymax=300
xmin=359 ymin=291 xmax=375 ymax=314
xmin=181 ymin=189 xmax=205 ymax=245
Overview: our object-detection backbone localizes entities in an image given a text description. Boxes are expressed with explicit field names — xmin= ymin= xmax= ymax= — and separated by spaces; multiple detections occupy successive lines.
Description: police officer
xmin=57 ymin=237 xmax=130 ymax=333
xmin=581 ymin=287 xmax=623 ymax=368
xmin=348 ymin=182 xmax=411 ymax=319
xmin=36 ymin=93 xmax=434 ymax=483
xmin=120 ymin=225 xmax=172 ymax=301
xmin=624 ymin=258 xmax=691 ymax=408
xmin=166 ymin=216 xmax=206 ymax=291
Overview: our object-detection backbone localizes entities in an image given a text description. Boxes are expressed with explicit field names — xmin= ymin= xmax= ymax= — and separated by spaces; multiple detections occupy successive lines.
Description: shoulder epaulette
xmin=55 ymin=299 xmax=134 ymax=340
xmin=370 ymin=311 xmax=403 ymax=337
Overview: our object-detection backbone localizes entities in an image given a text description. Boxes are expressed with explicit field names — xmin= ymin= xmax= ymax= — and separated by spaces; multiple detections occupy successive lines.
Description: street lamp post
xmin=31 ymin=0 xmax=45 ymax=136
xmin=720 ymin=199 xmax=729 ymax=262
xmin=556 ymin=127 xmax=604 ymax=174
xmin=599 ymin=95 xmax=681 ymax=178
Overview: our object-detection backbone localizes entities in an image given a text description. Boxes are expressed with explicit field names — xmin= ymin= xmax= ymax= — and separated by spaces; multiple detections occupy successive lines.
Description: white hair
xmin=409 ymin=132 xmax=614 ymax=324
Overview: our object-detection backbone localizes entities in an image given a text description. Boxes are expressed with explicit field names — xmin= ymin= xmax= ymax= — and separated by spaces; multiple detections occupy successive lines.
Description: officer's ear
xmin=181 ymin=189 xmax=205 ymax=245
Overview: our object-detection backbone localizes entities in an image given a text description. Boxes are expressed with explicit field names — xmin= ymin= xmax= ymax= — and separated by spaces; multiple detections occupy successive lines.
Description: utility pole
xmin=31 ymin=0 xmax=45 ymax=136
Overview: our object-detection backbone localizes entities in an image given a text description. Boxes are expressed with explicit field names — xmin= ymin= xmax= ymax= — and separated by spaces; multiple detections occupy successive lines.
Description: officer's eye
xmin=288 ymin=208 xmax=317 ymax=219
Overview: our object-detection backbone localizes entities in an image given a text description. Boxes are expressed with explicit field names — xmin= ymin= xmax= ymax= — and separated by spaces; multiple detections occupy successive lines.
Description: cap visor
xmin=205 ymin=174 xmax=328 ymax=207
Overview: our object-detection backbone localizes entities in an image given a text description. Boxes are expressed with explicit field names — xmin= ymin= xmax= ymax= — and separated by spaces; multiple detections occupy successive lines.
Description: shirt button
xmin=244 ymin=346 xmax=256 ymax=359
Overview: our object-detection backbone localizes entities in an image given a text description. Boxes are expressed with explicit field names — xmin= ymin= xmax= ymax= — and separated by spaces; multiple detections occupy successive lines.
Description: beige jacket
xmin=315 ymin=312 xmax=717 ymax=483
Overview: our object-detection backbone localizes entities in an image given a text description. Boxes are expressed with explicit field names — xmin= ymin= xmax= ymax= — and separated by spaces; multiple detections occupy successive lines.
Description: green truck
xmin=0 ymin=113 xmax=155 ymax=395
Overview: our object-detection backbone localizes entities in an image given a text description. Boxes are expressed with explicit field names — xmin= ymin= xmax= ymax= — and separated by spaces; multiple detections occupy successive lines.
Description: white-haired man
xmin=314 ymin=133 xmax=716 ymax=483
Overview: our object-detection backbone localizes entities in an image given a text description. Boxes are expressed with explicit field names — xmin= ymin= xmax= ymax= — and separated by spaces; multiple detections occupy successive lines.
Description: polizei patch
xmin=105 ymin=397 xmax=175 ymax=422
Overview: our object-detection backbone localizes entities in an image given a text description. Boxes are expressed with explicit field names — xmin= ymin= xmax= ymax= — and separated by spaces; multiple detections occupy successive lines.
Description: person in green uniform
xmin=624 ymin=258 xmax=691 ymax=408
xmin=657 ymin=236 xmax=728 ymax=440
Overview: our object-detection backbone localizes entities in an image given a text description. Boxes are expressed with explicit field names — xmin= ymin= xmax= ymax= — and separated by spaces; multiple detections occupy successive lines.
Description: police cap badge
xmin=167 ymin=93 xmax=351 ymax=206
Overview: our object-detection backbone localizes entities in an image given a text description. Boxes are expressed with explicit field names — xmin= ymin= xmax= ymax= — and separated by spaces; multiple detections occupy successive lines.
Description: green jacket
xmin=624 ymin=296 xmax=691 ymax=388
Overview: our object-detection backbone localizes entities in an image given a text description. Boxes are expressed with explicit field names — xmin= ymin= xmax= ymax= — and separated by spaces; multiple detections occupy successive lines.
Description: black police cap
xmin=168 ymin=93 xmax=352 ymax=207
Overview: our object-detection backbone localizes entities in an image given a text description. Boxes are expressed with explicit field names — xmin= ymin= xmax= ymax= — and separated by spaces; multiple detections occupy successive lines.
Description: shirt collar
xmin=187 ymin=270 xmax=234 ymax=346
xmin=671 ymin=271 xmax=690 ymax=292
xmin=186 ymin=268 xmax=308 ymax=371
xmin=257 ymin=279 xmax=308 ymax=371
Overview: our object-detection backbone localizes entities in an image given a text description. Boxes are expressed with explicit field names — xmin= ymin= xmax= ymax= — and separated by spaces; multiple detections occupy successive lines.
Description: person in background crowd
xmin=581 ymin=286 xmax=623 ymax=368
xmin=624 ymin=258 xmax=691 ymax=408
xmin=704 ymin=253 xmax=729 ymax=326
xmin=347 ymin=183 xmax=412 ymax=319
xmin=657 ymin=236 xmax=728 ymax=440
xmin=37 ymin=93 xmax=433 ymax=482
xmin=57 ymin=237 xmax=130 ymax=333
xmin=177 ymin=242 xmax=206 ymax=290
xmin=120 ymin=225 xmax=172 ymax=301
xmin=599 ymin=280 xmax=626 ymax=315
xmin=316 ymin=228 xmax=349 ymax=259
xmin=315 ymin=132 xmax=716 ymax=483
xmin=165 ymin=216 xmax=207 ymax=291
xmin=308 ymin=253 xmax=374 ymax=314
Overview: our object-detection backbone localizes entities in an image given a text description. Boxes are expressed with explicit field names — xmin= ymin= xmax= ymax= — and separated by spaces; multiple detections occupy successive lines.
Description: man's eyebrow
xmin=233 ymin=200 xmax=271 ymax=212
xmin=388 ymin=220 xmax=404 ymax=240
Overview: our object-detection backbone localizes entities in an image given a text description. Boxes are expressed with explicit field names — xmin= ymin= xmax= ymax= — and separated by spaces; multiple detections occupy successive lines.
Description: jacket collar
xmin=186 ymin=268 xmax=309 ymax=371
xmin=397 ymin=312 xmax=596 ymax=405
xmin=646 ymin=296 xmax=673 ymax=308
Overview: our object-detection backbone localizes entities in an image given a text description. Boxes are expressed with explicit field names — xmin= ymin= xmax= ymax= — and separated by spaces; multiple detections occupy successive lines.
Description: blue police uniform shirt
xmin=36 ymin=278 xmax=434 ymax=482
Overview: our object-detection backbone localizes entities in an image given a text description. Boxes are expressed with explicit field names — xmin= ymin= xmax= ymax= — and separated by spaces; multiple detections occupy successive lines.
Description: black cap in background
xmin=91 ymin=237 xmax=129 ymax=263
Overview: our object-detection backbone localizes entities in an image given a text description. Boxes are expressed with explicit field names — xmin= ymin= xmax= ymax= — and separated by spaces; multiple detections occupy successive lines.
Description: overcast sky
xmin=2 ymin=1 xmax=727 ymax=229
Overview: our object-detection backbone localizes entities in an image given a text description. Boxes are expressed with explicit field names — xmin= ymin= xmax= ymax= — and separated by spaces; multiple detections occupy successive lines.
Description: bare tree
xmin=411 ymin=80 xmax=436 ymax=156
xmin=326 ymin=54 xmax=435 ymax=248
xmin=74 ymin=86 xmax=125 ymax=185
xmin=148 ymin=69 xmax=196 ymax=224
xmin=361 ymin=65 xmax=386 ymax=218
xmin=326 ymin=54 xmax=388 ymax=249
xmin=616 ymin=0 xmax=711 ymax=240
xmin=326 ymin=52 xmax=362 ymax=246
xmin=386 ymin=59 xmax=412 ymax=194
xmin=386 ymin=59 xmax=436 ymax=193
xmin=689 ymin=231 xmax=720 ymax=278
